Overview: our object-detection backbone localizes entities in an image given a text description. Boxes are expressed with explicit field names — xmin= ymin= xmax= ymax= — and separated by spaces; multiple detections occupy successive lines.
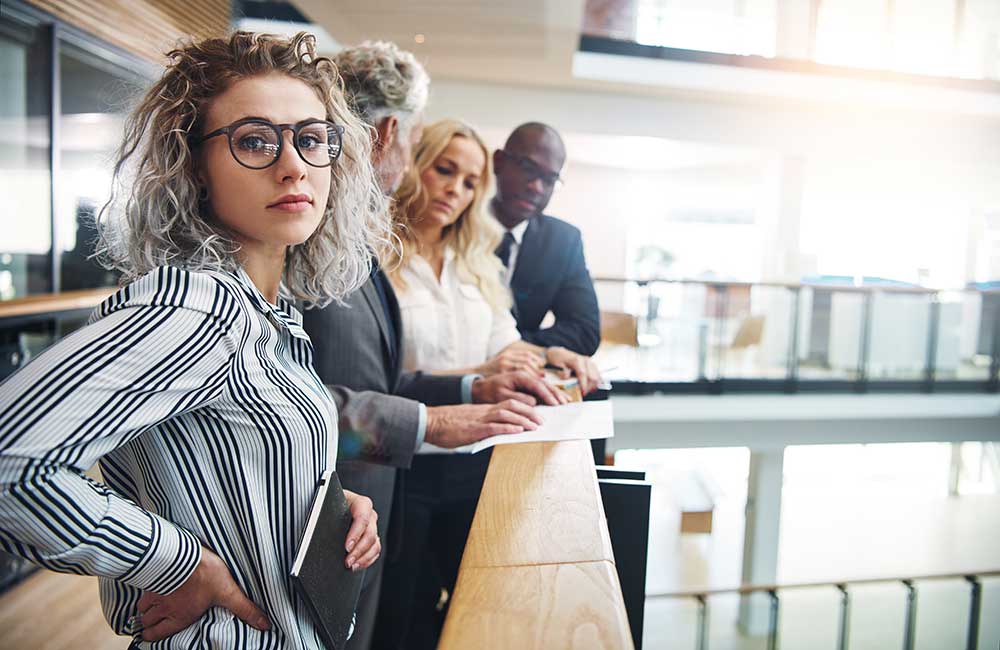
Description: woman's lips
xmin=267 ymin=200 xmax=312 ymax=213
xmin=431 ymin=200 xmax=453 ymax=214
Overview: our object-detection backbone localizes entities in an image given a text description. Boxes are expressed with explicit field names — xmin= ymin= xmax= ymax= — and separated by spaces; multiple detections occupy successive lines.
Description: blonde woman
xmin=385 ymin=120 xmax=599 ymax=390
xmin=0 ymin=32 xmax=384 ymax=649
xmin=372 ymin=120 xmax=598 ymax=649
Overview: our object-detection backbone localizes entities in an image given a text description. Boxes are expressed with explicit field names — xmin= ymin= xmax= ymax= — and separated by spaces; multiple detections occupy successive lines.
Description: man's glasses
xmin=194 ymin=118 xmax=345 ymax=170
xmin=499 ymin=150 xmax=563 ymax=189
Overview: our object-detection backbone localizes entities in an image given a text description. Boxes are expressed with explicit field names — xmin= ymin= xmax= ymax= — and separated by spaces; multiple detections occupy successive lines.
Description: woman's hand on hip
xmin=343 ymin=490 xmax=380 ymax=571
xmin=136 ymin=547 xmax=269 ymax=642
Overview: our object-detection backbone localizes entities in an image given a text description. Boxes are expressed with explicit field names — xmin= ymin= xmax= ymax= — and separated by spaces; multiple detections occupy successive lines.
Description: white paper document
xmin=463 ymin=400 xmax=614 ymax=454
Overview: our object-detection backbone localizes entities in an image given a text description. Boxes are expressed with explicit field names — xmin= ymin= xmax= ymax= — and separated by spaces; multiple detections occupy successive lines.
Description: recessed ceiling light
xmin=414 ymin=34 xmax=425 ymax=44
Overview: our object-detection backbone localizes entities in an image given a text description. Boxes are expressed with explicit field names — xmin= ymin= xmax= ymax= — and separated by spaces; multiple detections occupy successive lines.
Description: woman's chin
xmin=418 ymin=209 xmax=457 ymax=230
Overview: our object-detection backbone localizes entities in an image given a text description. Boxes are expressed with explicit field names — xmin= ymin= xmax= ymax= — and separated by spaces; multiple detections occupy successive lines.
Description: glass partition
xmin=0 ymin=12 xmax=52 ymax=300
xmin=593 ymin=278 xmax=999 ymax=392
xmin=57 ymin=41 xmax=141 ymax=291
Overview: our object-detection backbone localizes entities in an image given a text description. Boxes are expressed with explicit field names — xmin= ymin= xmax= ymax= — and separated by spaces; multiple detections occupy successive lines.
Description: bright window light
xmin=635 ymin=0 xmax=778 ymax=57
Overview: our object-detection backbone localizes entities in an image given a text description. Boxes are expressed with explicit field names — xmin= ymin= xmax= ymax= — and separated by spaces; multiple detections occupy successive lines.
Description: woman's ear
xmin=195 ymin=169 xmax=209 ymax=201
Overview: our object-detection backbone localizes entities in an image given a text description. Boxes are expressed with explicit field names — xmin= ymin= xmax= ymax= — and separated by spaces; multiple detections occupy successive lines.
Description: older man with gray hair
xmin=302 ymin=42 xmax=563 ymax=650
xmin=335 ymin=40 xmax=429 ymax=194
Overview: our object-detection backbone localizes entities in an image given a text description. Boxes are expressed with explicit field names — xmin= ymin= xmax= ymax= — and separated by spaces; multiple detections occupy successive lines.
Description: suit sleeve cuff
xmin=415 ymin=403 xmax=427 ymax=448
xmin=461 ymin=374 xmax=482 ymax=404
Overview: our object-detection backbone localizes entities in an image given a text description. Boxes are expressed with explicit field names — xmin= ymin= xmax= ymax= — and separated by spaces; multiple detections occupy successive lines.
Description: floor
xmin=1 ymin=450 xmax=998 ymax=650
xmin=0 ymin=570 xmax=127 ymax=650
xmin=631 ymin=450 xmax=1000 ymax=650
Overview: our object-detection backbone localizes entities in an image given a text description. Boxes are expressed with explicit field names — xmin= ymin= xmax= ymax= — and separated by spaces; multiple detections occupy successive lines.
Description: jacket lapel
xmin=359 ymin=276 xmax=394 ymax=369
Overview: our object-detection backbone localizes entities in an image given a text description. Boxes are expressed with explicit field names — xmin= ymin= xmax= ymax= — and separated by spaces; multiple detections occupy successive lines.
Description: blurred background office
xmin=1 ymin=1 xmax=998 ymax=649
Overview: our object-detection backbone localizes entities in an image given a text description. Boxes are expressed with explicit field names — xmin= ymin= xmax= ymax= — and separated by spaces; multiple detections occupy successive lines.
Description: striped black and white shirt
xmin=0 ymin=265 xmax=340 ymax=649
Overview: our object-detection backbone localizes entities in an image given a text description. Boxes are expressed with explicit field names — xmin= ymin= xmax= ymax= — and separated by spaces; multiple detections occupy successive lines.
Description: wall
xmin=426 ymin=77 xmax=1000 ymax=288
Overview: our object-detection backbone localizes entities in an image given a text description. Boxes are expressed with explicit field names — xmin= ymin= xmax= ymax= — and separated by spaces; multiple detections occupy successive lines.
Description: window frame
xmin=1 ymin=0 xmax=155 ymax=297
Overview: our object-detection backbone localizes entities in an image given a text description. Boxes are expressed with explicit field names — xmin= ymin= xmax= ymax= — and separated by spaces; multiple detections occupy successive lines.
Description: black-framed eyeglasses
xmin=499 ymin=150 xmax=563 ymax=189
xmin=194 ymin=118 xmax=345 ymax=170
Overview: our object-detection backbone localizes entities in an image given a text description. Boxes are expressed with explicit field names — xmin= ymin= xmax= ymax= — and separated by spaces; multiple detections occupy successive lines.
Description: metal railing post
xmin=923 ymin=296 xmax=941 ymax=392
xmin=785 ymin=287 xmax=801 ymax=393
xmin=965 ymin=575 xmax=981 ymax=650
xmin=767 ymin=589 xmax=780 ymax=650
xmin=713 ymin=284 xmax=729 ymax=390
xmin=901 ymin=580 xmax=917 ymax=650
xmin=836 ymin=583 xmax=850 ymax=650
xmin=990 ymin=302 xmax=1000 ymax=392
xmin=857 ymin=291 xmax=874 ymax=391
xmin=695 ymin=594 xmax=708 ymax=650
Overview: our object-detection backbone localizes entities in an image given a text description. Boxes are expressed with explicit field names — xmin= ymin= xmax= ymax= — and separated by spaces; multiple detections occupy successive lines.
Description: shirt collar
xmin=490 ymin=200 xmax=531 ymax=245
xmin=507 ymin=219 xmax=529 ymax=245
xmin=232 ymin=266 xmax=310 ymax=340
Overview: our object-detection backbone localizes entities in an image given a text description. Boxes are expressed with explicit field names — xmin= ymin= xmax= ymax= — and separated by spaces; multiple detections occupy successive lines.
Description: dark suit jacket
xmin=301 ymin=270 xmax=464 ymax=650
xmin=507 ymin=214 xmax=601 ymax=355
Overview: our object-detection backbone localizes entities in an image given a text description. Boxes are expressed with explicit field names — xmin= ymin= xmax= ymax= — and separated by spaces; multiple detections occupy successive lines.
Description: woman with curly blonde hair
xmin=0 ymin=31 xmax=385 ymax=648
xmin=374 ymin=119 xmax=597 ymax=649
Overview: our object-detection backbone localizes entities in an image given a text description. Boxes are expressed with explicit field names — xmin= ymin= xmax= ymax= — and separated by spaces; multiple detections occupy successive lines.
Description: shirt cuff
xmin=415 ymin=403 xmax=427 ymax=448
xmin=461 ymin=374 xmax=482 ymax=404
xmin=117 ymin=507 xmax=202 ymax=595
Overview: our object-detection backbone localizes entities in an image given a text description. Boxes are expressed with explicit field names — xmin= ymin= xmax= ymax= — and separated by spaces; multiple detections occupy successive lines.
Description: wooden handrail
xmin=0 ymin=288 xmax=114 ymax=321
xmin=438 ymin=436 xmax=633 ymax=649
xmin=649 ymin=569 xmax=1000 ymax=599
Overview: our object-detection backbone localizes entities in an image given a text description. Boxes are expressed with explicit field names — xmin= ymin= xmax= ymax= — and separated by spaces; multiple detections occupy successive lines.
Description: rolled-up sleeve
xmin=0 ymin=301 xmax=239 ymax=594
xmin=487 ymin=303 xmax=522 ymax=358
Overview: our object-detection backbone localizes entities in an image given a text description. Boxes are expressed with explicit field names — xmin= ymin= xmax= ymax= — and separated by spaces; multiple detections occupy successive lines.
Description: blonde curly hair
xmin=385 ymin=119 xmax=509 ymax=311
xmin=96 ymin=31 xmax=390 ymax=306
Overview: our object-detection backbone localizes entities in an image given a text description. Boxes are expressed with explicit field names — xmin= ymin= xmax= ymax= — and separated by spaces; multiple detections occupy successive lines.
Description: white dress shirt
xmin=392 ymin=247 xmax=521 ymax=453
xmin=501 ymin=219 xmax=530 ymax=288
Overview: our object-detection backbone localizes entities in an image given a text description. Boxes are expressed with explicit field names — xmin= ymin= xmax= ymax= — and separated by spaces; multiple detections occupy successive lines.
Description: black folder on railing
xmin=290 ymin=470 xmax=365 ymax=650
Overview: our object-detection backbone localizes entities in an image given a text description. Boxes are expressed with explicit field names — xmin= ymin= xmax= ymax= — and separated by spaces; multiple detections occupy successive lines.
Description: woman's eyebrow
xmin=232 ymin=115 xmax=326 ymax=125
xmin=236 ymin=114 xmax=275 ymax=123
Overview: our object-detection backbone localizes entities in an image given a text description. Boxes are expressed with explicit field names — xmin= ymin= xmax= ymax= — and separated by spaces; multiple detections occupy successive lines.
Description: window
xmin=815 ymin=0 xmax=1000 ymax=80
xmin=58 ymin=42 xmax=143 ymax=291
xmin=0 ymin=12 xmax=52 ymax=299
xmin=0 ymin=4 xmax=149 ymax=301
xmin=635 ymin=0 xmax=778 ymax=57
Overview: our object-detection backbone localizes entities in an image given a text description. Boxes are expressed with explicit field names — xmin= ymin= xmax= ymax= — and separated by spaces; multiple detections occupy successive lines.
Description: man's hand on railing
xmin=424 ymin=401 xmax=543 ymax=448
xmin=470 ymin=370 xmax=569 ymax=406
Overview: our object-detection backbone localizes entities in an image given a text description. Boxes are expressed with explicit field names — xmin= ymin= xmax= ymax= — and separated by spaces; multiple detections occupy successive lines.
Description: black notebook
xmin=291 ymin=470 xmax=366 ymax=650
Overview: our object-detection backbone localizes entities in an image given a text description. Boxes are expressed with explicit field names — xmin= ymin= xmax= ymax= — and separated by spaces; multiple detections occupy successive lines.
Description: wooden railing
xmin=0 ymin=288 xmax=113 ymax=323
xmin=438 ymin=437 xmax=634 ymax=649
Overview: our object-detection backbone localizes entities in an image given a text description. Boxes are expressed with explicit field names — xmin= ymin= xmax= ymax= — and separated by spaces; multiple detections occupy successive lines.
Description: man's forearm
xmin=326 ymin=385 xmax=422 ymax=468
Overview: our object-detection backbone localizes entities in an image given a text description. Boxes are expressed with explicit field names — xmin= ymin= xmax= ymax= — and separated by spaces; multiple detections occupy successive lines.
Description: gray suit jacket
xmin=301 ymin=270 xmax=465 ymax=650
xmin=305 ymin=272 xmax=465 ymax=469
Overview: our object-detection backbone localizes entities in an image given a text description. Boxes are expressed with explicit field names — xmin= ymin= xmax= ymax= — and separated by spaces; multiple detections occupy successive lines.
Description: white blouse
xmin=393 ymin=247 xmax=521 ymax=452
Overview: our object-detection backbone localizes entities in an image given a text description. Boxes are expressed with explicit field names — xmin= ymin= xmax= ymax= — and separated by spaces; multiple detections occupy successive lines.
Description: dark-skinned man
xmin=492 ymin=123 xmax=602 ymax=361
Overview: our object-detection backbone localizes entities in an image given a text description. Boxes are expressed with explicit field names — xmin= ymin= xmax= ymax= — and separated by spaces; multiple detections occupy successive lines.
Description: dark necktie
xmin=496 ymin=231 xmax=516 ymax=267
